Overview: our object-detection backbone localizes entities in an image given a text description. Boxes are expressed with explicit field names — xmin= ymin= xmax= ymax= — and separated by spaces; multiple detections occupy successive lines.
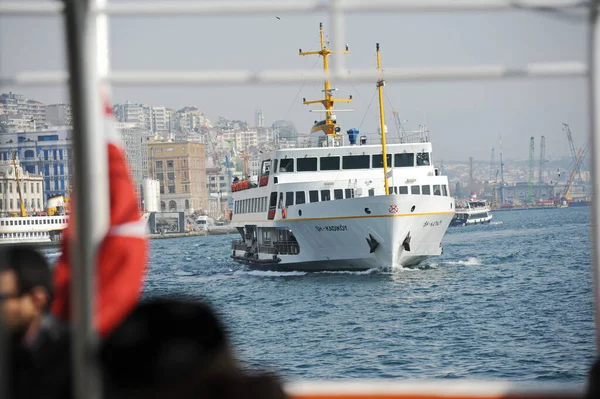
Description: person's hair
xmin=100 ymin=298 xmax=237 ymax=392
xmin=0 ymin=246 xmax=52 ymax=305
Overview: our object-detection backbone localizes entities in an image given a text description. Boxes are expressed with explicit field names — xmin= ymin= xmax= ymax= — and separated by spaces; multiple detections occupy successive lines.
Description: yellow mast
xmin=299 ymin=23 xmax=352 ymax=137
xmin=376 ymin=43 xmax=391 ymax=195
xmin=11 ymin=152 xmax=27 ymax=217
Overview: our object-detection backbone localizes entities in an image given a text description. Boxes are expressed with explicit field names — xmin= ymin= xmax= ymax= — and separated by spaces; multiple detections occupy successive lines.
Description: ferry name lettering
xmin=315 ymin=224 xmax=348 ymax=232
xmin=423 ymin=220 xmax=443 ymax=228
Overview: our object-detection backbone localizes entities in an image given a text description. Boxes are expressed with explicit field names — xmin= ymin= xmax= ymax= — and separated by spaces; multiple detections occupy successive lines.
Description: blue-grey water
xmin=142 ymin=206 xmax=594 ymax=382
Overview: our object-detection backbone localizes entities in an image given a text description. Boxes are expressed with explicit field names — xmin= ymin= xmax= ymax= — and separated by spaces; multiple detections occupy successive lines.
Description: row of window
xmin=0 ymin=217 xmax=67 ymax=226
xmin=0 ymin=182 xmax=42 ymax=194
xmin=234 ymin=196 xmax=269 ymax=215
xmin=233 ymin=183 xmax=449 ymax=214
xmin=261 ymin=152 xmax=430 ymax=174
xmin=1 ymin=232 xmax=49 ymax=239
xmin=0 ymin=199 xmax=43 ymax=211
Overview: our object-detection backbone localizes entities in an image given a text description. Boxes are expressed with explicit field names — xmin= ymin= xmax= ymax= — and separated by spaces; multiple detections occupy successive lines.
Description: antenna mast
xmin=300 ymin=23 xmax=352 ymax=139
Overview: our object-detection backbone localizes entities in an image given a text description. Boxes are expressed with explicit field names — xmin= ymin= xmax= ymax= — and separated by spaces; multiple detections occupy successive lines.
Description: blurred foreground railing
xmin=285 ymin=380 xmax=584 ymax=399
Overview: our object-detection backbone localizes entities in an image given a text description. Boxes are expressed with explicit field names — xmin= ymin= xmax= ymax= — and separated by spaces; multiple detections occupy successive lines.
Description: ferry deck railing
xmin=0 ymin=1 xmax=596 ymax=399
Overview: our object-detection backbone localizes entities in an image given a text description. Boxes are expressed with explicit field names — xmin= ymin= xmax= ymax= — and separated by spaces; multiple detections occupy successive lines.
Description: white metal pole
xmin=589 ymin=0 xmax=600 ymax=354
xmin=62 ymin=1 xmax=110 ymax=398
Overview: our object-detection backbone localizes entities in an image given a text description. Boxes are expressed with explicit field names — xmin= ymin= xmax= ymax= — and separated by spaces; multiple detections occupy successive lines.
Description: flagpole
xmin=63 ymin=1 xmax=110 ymax=398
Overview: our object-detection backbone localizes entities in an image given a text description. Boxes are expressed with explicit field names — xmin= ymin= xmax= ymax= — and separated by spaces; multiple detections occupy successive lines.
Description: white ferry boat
xmin=229 ymin=25 xmax=455 ymax=271
xmin=450 ymin=195 xmax=492 ymax=227
xmin=0 ymin=214 xmax=68 ymax=245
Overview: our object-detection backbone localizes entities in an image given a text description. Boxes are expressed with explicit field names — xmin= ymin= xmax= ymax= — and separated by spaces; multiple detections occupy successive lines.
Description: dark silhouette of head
xmin=100 ymin=298 xmax=236 ymax=392
xmin=0 ymin=246 xmax=53 ymax=336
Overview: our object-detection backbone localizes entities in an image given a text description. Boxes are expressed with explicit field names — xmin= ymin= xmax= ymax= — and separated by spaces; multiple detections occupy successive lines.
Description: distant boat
xmin=0 ymin=214 xmax=68 ymax=246
xmin=208 ymin=220 xmax=237 ymax=235
xmin=450 ymin=196 xmax=492 ymax=227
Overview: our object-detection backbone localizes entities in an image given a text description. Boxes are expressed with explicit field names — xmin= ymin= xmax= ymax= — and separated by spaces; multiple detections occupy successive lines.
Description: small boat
xmin=0 ymin=154 xmax=69 ymax=246
xmin=208 ymin=220 xmax=238 ymax=235
xmin=450 ymin=195 xmax=492 ymax=227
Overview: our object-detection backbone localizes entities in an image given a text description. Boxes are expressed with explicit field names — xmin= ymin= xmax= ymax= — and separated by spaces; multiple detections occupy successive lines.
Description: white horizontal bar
xmin=284 ymin=379 xmax=584 ymax=397
xmin=107 ymin=63 xmax=588 ymax=84
xmin=0 ymin=71 xmax=68 ymax=86
xmin=0 ymin=0 xmax=586 ymax=16
xmin=340 ymin=0 xmax=586 ymax=13
xmin=0 ymin=62 xmax=586 ymax=86
xmin=0 ymin=2 xmax=64 ymax=15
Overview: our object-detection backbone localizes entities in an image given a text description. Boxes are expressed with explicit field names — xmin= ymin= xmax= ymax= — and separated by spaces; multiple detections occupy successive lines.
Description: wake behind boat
xmin=229 ymin=24 xmax=455 ymax=271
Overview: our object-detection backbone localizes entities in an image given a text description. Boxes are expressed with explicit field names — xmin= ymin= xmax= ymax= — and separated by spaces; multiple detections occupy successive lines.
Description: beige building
xmin=147 ymin=138 xmax=207 ymax=214
xmin=0 ymin=159 xmax=45 ymax=215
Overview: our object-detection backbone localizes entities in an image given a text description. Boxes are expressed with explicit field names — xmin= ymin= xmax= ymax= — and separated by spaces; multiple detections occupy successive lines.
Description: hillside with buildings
xmin=0 ymin=91 xmax=589 ymax=217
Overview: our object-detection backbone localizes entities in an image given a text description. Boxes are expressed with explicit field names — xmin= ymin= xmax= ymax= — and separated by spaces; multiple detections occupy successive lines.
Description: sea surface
xmin=140 ymin=206 xmax=594 ymax=382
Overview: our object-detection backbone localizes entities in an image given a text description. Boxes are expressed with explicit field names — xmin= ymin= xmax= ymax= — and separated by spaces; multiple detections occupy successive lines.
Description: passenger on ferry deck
xmin=99 ymin=298 xmax=288 ymax=399
xmin=0 ymin=246 xmax=71 ymax=399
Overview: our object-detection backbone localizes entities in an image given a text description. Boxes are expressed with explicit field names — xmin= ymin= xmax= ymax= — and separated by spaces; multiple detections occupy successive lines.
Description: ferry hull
xmin=232 ymin=195 xmax=454 ymax=271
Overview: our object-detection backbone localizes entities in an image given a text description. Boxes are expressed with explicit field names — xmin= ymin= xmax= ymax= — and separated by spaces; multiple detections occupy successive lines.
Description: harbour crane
xmin=563 ymin=140 xmax=590 ymax=201
xmin=562 ymin=123 xmax=583 ymax=181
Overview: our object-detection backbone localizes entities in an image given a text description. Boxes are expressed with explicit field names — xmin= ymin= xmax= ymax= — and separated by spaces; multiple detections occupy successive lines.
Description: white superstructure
xmin=230 ymin=141 xmax=454 ymax=270
xmin=0 ymin=215 xmax=68 ymax=244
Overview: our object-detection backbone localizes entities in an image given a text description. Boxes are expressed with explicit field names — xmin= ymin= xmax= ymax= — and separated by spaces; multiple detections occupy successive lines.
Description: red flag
xmin=52 ymin=99 xmax=148 ymax=338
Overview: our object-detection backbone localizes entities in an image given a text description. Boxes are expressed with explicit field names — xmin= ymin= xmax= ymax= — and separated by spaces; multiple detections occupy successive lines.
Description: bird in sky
xmin=275 ymin=16 xmax=281 ymax=20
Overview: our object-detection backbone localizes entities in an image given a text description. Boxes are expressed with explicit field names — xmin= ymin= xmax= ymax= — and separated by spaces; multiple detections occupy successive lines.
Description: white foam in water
xmin=316 ymin=268 xmax=379 ymax=275
xmin=490 ymin=221 xmax=504 ymax=225
xmin=234 ymin=270 xmax=307 ymax=277
xmin=391 ymin=264 xmax=421 ymax=272
xmin=445 ymin=257 xmax=481 ymax=266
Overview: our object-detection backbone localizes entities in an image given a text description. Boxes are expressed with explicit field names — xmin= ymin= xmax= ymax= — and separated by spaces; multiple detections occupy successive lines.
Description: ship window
xmin=261 ymin=159 xmax=271 ymax=174
xmin=433 ymin=185 xmax=441 ymax=195
xmin=286 ymin=192 xmax=294 ymax=207
xmin=342 ymin=155 xmax=370 ymax=169
xmin=394 ymin=153 xmax=414 ymax=167
xmin=320 ymin=156 xmax=340 ymax=171
xmin=422 ymin=185 xmax=431 ymax=195
xmin=334 ymin=189 xmax=343 ymax=200
xmin=411 ymin=185 xmax=420 ymax=195
xmin=251 ymin=198 xmax=256 ymax=212
xmin=417 ymin=152 xmax=430 ymax=166
xmin=309 ymin=190 xmax=319 ymax=203
xmin=442 ymin=185 xmax=448 ymax=196
xmin=279 ymin=158 xmax=294 ymax=172
xmin=345 ymin=189 xmax=354 ymax=199
xmin=278 ymin=193 xmax=284 ymax=209
xmin=372 ymin=154 xmax=392 ymax=168
xmin=297 ymin=157 xmax=318 ymax=172
xmin=296 ymin=191 xmax=306 ymax=205
xmin=269 ymin=192 xmax=277 ymax=208
xmin=321 ymin=190 xmax=331 ymax=201
xmin=368 ymin=188 xmax=375 ymax=196
xmin=273 ymin=159 xmax=278 ymax=173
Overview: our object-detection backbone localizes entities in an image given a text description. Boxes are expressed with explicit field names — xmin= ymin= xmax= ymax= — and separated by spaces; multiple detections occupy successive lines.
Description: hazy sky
xmin=0 ymin=0 xmax=589 ymax=162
